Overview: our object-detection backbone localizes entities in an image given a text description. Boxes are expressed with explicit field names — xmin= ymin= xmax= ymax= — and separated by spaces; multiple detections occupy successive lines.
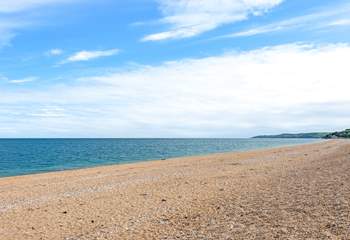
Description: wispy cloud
xmin=6 ymin=76 xmax=37 ymax=84
xmin=142 ymin=0 xmax=283 ymax=41
xmin=328 ymin=19 xmax=350 ymax=27
xmin=1 ymin=43 xmax=350 ymax=137
xmin=0 ymin=0 xmax=72 ymax=13
xmin=219 ymin=3 xmax=350 ymax=38
xmin=62 ymin=49 xmax=120 ymax=63
xmin=0 ymin=19 xmax=28 ymax=48
xmin=0 ymin=0 xmax=75 ymax=48
xmin=0 ymin=31 xmax=15 ymax=49
xmin=28 ymin=106 xmax=67 ymax=118
xmin=46 ymin=48 xmax=63 ymax=56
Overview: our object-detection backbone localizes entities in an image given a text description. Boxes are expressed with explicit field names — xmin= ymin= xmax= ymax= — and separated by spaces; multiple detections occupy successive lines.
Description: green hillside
xmin=323 ymin=129 xmax=350 ymax=139
xmin=253 ymin=132 xmax=330 ymax=139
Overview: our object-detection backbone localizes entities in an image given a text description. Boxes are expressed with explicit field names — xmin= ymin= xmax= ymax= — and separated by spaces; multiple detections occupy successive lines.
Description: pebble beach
xmin=0 ymin=140 xmax=349 ymax=239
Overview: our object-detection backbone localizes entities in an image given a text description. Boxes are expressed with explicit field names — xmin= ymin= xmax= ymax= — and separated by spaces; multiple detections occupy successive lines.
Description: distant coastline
xmin=252 ymin=132 xmax=330 ymax=139
xmin=253 ymin=128 xmax=350 ymax=139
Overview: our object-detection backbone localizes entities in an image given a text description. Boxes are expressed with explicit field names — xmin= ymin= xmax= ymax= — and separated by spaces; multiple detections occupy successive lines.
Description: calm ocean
xmin=0 ymin=138 xmax=319 ymax=178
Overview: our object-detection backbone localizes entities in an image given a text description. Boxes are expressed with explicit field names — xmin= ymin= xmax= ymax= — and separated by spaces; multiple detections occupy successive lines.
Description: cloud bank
xmin=1 ymin=43 xmax=350 ymax=137
xmin=143 ymin=0 xmax=283 ymax=41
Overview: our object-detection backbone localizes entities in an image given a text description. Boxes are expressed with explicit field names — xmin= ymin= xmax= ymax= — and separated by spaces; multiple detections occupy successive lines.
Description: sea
xmin=0 ymin=138 xmax=320 ymax=178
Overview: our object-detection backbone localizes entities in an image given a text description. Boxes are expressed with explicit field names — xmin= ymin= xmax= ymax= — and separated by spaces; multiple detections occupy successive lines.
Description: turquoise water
xmin=0 ymin=138 xmax=319 ymax=178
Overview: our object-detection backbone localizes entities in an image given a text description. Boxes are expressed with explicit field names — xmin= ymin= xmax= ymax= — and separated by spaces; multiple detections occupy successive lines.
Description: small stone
xmin=279 ymin=227 xmax=288 ymax=234
xmin=230 ymin=163 xmax=240 ymax=166
xmin=231 ymin=223 xmax=245 ymax=230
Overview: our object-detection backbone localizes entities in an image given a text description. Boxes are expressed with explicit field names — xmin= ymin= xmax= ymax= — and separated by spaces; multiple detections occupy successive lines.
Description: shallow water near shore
xmin=0 ymin=138 xmax=319 ymax=177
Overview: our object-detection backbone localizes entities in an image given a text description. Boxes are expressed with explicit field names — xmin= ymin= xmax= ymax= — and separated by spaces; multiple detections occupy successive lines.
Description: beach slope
xmin=0 ymin=140 xmax=349 ymax=239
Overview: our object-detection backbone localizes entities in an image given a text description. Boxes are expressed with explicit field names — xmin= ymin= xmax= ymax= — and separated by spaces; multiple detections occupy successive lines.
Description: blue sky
xmin=0 ymin=0 xmax=350 ymax=137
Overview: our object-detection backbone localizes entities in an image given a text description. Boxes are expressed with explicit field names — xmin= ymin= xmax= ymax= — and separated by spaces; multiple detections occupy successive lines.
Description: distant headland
xmin=253 ymin=129 xmax=350 ymax=139
xmin=323 ymin=129 xmax=350 ymax=139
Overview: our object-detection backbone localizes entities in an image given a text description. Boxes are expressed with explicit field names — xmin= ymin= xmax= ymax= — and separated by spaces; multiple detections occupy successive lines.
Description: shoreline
xmin=1 ymin=140 xmax=349 ymax=239
xmin=0 ymin=138 xmax=323 ymax=180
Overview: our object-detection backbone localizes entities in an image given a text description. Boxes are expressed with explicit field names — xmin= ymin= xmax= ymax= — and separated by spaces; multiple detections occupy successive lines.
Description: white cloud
xmin=63 ymin=49 xmax=120 ymax=63
xmin=1 ymin=43 xmax=350 ymax=137
xmin=142 ymin=0 xmax=283 ymax=41
xmin=47 ymin=48 xmax=63 ymax=56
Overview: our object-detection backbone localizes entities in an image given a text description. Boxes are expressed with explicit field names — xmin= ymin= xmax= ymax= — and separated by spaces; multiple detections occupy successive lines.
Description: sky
xmin=0 ymin=0 xmax=350 ymax=138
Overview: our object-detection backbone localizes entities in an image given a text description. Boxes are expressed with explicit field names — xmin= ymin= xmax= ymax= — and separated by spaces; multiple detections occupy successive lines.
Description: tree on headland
xmin=324 ymin=129 xmax=350 ymax=139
